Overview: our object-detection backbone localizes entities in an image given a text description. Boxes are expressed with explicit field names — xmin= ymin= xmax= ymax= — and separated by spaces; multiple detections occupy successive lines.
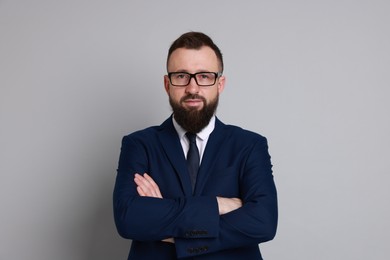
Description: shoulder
xmin=216 ymin=118 xmax=268 ymax=144
xmin=126 ymin=125 xmax=160 ymax=138
xmin=121 ymin=117 xmax=174 ymax=143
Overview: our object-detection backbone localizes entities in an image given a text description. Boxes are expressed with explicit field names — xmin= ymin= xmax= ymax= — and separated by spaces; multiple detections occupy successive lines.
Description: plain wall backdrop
xmin=1 ymin=0 xmax=389 ymax=259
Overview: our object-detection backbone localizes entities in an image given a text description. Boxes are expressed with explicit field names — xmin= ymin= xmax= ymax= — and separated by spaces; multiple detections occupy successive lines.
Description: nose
xmin=185 ymin=77 xmax=200 ymax=94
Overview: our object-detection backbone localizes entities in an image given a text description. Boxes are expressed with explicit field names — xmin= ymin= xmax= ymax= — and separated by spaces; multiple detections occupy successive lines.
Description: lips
xmin=181 ymin=94 xmax=205 ymax=103
xmin=185 ymin=98 xmax=202 ymax=103
xmin=184 ymin=99 xmax=203 ymax=107
xmin=180 ymin=95 xmax=206 ymax=109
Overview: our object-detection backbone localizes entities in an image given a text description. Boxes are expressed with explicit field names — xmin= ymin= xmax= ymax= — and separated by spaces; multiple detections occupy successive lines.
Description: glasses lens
xmin=170 ymin=73 xmax=191 ymax=86
xmin=195 ymin=73 xmax=216 ymax=86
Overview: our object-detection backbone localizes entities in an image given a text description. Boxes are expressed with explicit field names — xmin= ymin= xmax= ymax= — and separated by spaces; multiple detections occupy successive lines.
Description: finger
xmin=143 ymin=173 xmax=162 ymax=198
xmin=134 ymin=175 xmax=146 ymax=187
xmin=134 ymin=174 xmax=159 ymax=197
xmin=143 ymin=173 xmax=156 ymax=185
xmin=134 ymin=174 xmax=155 ymax=197
xmin=138 ymin=173 xmax=158 ymax=198
xmin=134 ymin=174 xmax=146 ymax=187
xmin=142 ymin=174 xmax=158 ymax=197
xmin=136 ymin=186 xmax=146 ymax=196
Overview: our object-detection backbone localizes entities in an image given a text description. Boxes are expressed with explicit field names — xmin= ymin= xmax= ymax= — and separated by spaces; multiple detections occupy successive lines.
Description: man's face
xmin=164 ymin=46 xmax=225 ymax=133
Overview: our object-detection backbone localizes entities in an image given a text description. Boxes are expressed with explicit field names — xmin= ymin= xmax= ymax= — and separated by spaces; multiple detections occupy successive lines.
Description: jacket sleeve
xmin=113 ymin=135 xmax=220 ymax=242
xmin=113 ymin=134 xmax=277 ymax=258
xmin=174 ymin=137 xmax=278 ymax=258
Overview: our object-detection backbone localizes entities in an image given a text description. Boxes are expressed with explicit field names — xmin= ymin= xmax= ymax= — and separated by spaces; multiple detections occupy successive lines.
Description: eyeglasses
xmin=167 ymin=72 xmax=222 ymax=86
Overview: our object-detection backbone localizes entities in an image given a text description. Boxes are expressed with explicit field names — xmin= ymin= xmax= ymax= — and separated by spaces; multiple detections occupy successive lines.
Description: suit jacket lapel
xmin=158 ymin=116 xmax=193 ymax=196
xmin=194 ymin=118 xmax=227 ymax=195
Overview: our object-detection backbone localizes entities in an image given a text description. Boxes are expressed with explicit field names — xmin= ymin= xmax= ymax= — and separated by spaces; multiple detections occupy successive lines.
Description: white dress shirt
xmin=172 ymin=115 xmax=216 ymax=164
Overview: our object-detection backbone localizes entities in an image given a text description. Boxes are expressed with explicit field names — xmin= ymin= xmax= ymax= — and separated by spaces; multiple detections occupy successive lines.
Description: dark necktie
xmin=186 ymin=132 xmax=200 ymax=193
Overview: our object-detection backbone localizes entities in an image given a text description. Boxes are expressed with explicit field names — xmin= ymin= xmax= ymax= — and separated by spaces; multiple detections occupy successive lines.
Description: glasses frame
xmin=167 ymin=72 xmax=222 ymax=87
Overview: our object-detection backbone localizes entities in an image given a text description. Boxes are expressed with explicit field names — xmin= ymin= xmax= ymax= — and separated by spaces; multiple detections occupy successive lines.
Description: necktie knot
xmin=186 ymin=132 xmax=197 ymax=144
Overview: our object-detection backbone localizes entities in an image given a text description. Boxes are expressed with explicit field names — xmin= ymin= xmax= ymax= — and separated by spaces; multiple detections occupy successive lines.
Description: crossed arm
xmin=134 ymin=173 xmax=243 ymax=215
xmin=133 ymin=173 xmax=242 ymax=244
xmin=115 ymin=135 xmax=277 ymax=258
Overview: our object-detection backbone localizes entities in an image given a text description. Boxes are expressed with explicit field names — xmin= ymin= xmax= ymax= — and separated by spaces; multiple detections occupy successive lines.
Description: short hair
xmin=167 ymin=32 xmax=224 ymax=73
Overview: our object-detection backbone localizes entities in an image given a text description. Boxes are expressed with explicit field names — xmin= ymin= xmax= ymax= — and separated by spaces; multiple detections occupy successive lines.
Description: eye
xmin=174 ymin=73 xmax=188 ymax=79
xmin=198 ymin=73 xmax=211 ymax=79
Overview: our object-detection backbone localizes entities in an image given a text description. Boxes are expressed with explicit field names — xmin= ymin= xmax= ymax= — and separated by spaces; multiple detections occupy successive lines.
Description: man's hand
xmin=134 ymin=174 xmax=174 ymax=243
xmin=216 ymin=197 xmax=242 ymax=215
xmin=134 ymin=174 xmax=242 ymax=214
xmin=134 ymin=173 xmax=162 ymax=198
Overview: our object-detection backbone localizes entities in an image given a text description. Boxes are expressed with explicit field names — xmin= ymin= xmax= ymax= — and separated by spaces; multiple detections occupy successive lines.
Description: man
xmin=113 ymin=32 xmax=278 ymax=259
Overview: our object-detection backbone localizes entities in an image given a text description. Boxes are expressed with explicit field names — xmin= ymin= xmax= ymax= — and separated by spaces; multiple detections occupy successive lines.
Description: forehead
xmin=167 ymin=46 xmax=219 ymax=72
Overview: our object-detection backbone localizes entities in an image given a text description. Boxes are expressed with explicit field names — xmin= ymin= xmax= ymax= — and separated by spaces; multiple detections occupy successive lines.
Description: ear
xmin=164 ymin=75 xmax=170 ymax=94
xmin=217 ymin=75 xmax=226 ymax=94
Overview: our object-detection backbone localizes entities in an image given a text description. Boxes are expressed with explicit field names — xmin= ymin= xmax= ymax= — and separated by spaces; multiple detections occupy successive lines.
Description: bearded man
xmin=113 ymin=31 xmax=278 ymax=260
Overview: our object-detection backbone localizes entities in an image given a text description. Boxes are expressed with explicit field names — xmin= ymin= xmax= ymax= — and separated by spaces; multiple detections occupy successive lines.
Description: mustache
xmin=180 ymin=94 xmax=206 ymax=103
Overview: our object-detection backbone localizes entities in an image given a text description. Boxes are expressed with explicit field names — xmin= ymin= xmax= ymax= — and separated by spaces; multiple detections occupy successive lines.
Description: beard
xmin=169 ymin=93 xmax=219 ymax=134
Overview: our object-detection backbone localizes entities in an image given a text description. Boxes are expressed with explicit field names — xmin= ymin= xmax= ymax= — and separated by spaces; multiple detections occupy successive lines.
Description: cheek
xmin=169 ymin=89 xmax=184 ymax=101
xmin=204 ymin=90 xmax=218 ymax=101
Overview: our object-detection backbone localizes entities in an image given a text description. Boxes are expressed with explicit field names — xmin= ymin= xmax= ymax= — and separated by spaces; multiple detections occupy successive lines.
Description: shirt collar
xmin=172 ymin=115 xmax=216 ymax=141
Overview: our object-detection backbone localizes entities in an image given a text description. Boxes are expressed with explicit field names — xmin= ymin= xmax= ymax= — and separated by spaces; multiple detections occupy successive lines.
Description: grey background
xmin=1 ymin=0 xmax=389 ymax=259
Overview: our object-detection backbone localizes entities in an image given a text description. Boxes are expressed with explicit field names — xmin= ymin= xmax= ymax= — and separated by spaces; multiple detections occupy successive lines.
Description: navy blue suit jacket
xmin=113 ymin=116 xmax=278 ymax=259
